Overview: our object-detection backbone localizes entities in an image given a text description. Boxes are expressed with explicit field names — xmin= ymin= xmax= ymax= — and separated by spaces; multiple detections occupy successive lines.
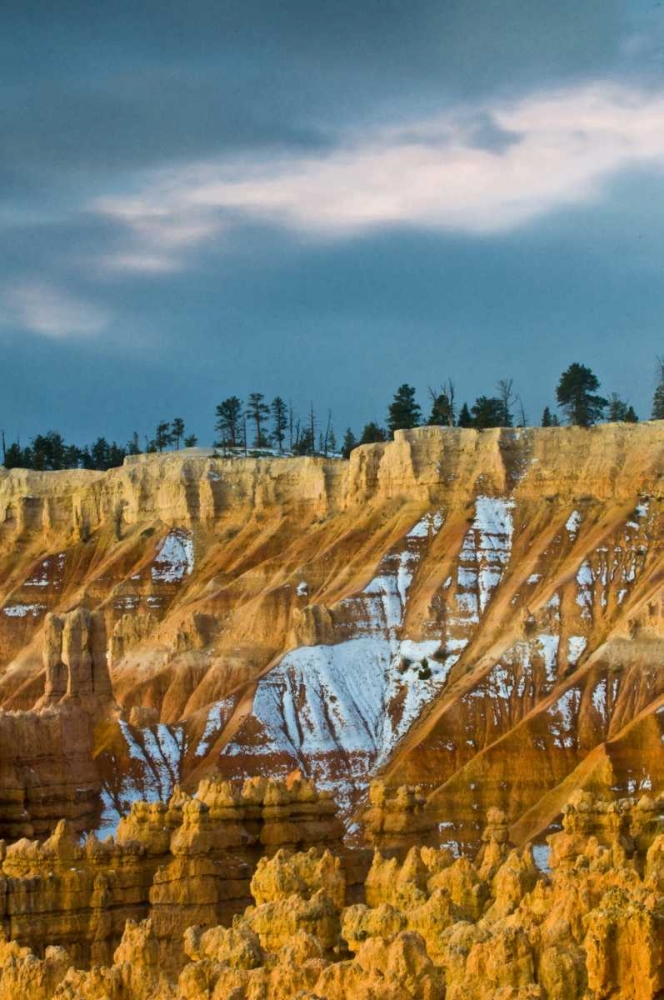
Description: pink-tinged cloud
xmin=93 ymin=82 xmax=664 ymax=273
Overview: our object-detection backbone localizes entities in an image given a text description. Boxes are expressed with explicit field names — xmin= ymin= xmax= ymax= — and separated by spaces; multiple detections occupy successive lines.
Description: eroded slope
xmin=0 ymin=424 xmax=662 ymax=838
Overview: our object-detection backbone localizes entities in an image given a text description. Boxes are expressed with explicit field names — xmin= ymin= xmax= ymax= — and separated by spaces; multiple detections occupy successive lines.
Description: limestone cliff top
xmin=1 ymin=423 xmax=662 ymax=528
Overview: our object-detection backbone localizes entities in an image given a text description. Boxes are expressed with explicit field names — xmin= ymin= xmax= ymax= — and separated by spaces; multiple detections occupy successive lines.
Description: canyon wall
xmin=0 ymin=424 xmax=662 ymax=842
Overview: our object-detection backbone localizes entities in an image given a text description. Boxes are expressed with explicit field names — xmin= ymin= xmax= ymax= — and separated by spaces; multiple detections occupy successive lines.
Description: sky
xmin=2 ymin=0 xmax=664 ymax=445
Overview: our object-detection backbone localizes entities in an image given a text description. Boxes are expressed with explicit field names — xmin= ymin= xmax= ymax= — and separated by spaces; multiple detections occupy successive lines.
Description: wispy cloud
xmin=93 ymin=82 xmax=664 ymax=273
xmin=0 ymin=280 xmax=110 ymax=337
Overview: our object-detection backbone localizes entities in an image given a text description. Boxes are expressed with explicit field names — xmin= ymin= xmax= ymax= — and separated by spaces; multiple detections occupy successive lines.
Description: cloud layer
xmin=93 ymin=83 xmax=664 ymax=274
xmin=3 ymin=1 xmax=664 ymax=439
xmin=1 ymin=281 xmax=110 ymax=338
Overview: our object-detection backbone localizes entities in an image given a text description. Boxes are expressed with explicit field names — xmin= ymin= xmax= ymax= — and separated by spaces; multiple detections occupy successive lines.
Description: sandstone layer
xmin=0 ymin=424 xmax=662 ymax=844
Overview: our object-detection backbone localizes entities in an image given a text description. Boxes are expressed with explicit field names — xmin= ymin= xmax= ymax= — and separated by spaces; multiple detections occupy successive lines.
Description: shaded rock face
xmin=0 ymin=424 xmax=662 ymax=843
xmin=0 ymin=792 xmax=661 ymax=999
xmin=0 ymin=609 xmax=112 ymax=839
xmin=0 ymin=776 xmax=346 ymax=971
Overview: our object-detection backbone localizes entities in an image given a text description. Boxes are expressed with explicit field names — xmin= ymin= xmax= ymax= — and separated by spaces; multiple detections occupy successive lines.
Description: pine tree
xmin=107 ymin=442 xmax=126 ymax=468
xmin=470 ymin=396 xmax=504 ymax=429
xmin=387 ymin=384 xmax=421 ymax=436
xmin=127 ymin=431 xmax=141 ymax=456
xmin=625 ymin=406 xmax=638 ymax=423
xmin=215 ymin=397 xmax=243 ymax=450
xmin=360 ymin=421 xmax=387 ymax=444
xmin=457 ymin=403 xmax=472 ymax=428
xmin=652 ymin=357 xmax=664 ymax=420
xmin=428 ymin=388 xmax=454 ymax=427
xmin=341 ymin=428 xmax=357 ymax=459
xmin=30 ymin=431 xmax=67 ymax=470
xmin=90 ymin=437 xmax=109 ymax=469
xmin=63 ymin=443 xmax=82 ymax=467
xmin=2 ymin=441 xmax=25 ymax=469
xmin=556 ymin=363 xmax=606 ymax=426
xmin=427 ymin=380 xmax=455 ymax=427
xmin=607 ymin=393 xmax=630 ymax=422
xmin=541 ymin=406 xmax=553 ymax=427
xmin=246 ymin=393 xmax=270 ymax=448
xmin=184 ymin=433 xmax=198 ymax=447
xmin=155 ymin=421 xmax=172 ymax=452
xmin=171 ymin=417 xmax=185 ymax=449
xmin=271 ymin=396 xmax=288 ymax=452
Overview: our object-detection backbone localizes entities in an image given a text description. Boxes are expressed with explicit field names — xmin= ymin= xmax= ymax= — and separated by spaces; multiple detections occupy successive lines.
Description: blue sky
xmin=2 ymin=1 xmax=664 ymax=444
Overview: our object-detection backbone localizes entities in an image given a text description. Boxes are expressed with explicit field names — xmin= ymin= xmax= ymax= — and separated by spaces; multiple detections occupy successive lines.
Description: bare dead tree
xmin=309 ymin=402 xmax=316 ymax=455
xmin=516 ymin=395 xmax=528 ymax=428
xmin=323 ymin=409 xmax=333 ymax=456
xmin=428 ymin=379 xmax=456 ymax=427
xmin=288 ymin=401 xmax=294 ymax=453
xmin=497 ymin=378 xmax=516 ymax=427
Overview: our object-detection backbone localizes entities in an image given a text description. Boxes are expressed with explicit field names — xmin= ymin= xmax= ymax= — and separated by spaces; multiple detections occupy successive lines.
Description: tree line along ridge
xmin=2 ymin=360 xmax=662 ymax=472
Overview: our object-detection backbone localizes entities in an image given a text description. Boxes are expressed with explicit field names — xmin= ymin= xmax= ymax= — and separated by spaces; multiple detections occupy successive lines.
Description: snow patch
xmin=565 ymin=510 xmax=581 ymax=536
xmin=592 ymin=678 xmax=607 ymax=719
xmin=195 ymin=698 xmax=235 ymax=758
xmin=2 ymin=603 xmax=47 ymax=618
xmin=568 ymin=636 xmax=587 ymax=665
xmin=551 ymin=688 xmax=581 ymax=748
xmin=537 ymin=634 xmax=560 ymax=684
xmin=532 ymin=843 xmax=551 ymax=872
xmin=151 ymin=529 xmax=194 ymax=583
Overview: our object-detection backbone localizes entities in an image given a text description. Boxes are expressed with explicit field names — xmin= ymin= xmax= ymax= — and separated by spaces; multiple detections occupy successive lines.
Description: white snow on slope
xmin=221 ymin=511 xmax=452 ymax=794
xmin=568 ymin=636 xmax=587 ymax=665
xmin=222 ymin=500 xmax=516 ymax=801
xmin=2 ymin=603 xmax=47 ymax=618
xmin=457 ymin=497 xmax=515 ymax=615
xmin=565 ymin=510 xmax=581 ymax=536
xmin=151 ymin=529 xmax=194 ymax=583
xmin=592 ymin=678 xmax=607 ymax=720
xmin=194 ymin=697 xmax=238 ymax=758
xmin=100 ymin=722 xmax=187 ymax=836
xmin=24 ymin=553 xmax=65 ymax=588
xmin=550 ymin=688 xmax=581 ymax=749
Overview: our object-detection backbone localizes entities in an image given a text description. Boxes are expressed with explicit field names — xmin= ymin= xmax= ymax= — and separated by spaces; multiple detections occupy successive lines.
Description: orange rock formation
xmin=0 ymin=424 xmax=662 ymax=995
xmin=0 ymin=424 xmax=661 ymax=844
xmin=0 ymin=775 xmax=344 ymax=971
xmin=0 ymin=790 xmax=660 ymax=998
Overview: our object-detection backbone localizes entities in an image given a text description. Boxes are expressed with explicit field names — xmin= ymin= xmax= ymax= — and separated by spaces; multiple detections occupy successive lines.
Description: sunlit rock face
xmin=0 ymin=790 xmax=661 ymax=1000
xmin=0 ymin=774 xmax=346 ymax=971
xmin=0 ymin=423 xmax=662 ymax=844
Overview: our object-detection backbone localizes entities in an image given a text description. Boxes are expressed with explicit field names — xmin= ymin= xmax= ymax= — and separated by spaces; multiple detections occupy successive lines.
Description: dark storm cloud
xmin=1 ymin=0 xmax=664 ymax=440
xmin=1 ymin=0 xmax=649 ymax=175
